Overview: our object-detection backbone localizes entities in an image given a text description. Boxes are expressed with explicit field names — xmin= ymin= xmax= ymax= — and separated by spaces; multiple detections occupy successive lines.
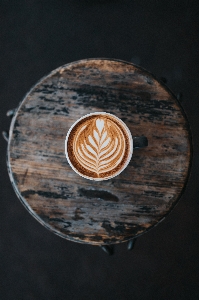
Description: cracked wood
xmin=7 ymin=59 xmax=192 ymax=245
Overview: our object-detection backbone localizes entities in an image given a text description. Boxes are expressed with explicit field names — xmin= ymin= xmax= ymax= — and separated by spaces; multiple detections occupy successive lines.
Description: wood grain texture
xmin=7 ymin=59 xmax=192 ymax=245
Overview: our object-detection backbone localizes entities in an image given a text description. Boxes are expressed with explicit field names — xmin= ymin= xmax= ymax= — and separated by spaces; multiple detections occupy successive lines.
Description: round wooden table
xmin=7 ymin=59 xmax=192 ymax=246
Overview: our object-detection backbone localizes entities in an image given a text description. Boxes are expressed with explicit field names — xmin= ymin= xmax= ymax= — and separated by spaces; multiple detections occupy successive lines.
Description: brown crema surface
xmin=67 ymin=114 xmax=131 ymax=180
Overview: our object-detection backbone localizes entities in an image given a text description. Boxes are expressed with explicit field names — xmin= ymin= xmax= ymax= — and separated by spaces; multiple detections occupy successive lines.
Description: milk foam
xmin=71 ymin=115 xmax=128 ymax=178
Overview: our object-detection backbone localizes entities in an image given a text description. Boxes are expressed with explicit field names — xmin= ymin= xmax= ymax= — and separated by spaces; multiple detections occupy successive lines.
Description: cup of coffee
xmin=65 ymin=112 xmax=147 ymax=181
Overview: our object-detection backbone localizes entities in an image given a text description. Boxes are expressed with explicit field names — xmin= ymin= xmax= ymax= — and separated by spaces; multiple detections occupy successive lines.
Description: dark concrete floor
xmin=1 ymin=1 xmax=199 ymax=299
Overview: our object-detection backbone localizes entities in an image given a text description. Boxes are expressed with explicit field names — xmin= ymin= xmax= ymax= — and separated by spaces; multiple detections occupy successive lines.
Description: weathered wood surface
xmin=7 ymin=59 xmax=192 ymax=245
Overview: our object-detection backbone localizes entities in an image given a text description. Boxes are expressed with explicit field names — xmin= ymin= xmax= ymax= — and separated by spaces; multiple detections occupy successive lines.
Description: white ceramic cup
xmin=65 ymin=112 xmax=134 ymax=181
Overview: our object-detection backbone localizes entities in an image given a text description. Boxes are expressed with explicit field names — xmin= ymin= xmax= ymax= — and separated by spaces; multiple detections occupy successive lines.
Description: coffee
xmin=65 ymin=112 xmax=133 ymax=180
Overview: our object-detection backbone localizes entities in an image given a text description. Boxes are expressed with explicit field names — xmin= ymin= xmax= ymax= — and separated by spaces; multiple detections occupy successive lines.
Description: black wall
xmin=0 ymin=1 xmax=199 ymax=299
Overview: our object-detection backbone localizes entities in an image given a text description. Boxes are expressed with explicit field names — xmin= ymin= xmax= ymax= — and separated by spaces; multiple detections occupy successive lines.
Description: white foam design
xmin=74 ymin=117 xmax=126 ymax=177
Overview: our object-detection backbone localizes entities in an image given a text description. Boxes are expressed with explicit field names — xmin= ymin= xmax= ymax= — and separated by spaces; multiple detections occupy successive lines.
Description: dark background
xmin=0 ymin=1 xmax=199 ymax=299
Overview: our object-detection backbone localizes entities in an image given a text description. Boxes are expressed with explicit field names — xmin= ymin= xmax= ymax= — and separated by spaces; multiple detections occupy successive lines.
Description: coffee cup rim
xmin=65 ymin=112 xmax=133 ymax=181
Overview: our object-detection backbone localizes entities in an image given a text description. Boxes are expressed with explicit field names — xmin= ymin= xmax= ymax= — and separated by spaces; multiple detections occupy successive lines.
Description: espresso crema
xmin=65 ymin=112 xmax=133 ymax=180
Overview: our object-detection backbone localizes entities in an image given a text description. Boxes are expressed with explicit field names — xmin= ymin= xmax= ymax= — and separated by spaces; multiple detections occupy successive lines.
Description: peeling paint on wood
xmin=7 ymin=59 xmax=192 ymax=245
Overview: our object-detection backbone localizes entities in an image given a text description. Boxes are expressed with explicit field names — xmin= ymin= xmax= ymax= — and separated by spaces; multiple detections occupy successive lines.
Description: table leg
xmin=127 ymin=238 xmax=137 ymax=251
xmin=100 ymin=245 xmax=114 ymax=255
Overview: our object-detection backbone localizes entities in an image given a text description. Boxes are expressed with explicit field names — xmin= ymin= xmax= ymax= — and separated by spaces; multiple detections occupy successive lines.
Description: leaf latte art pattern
xmin=66 ymin=114 xmax=132 ymax=180
xmin=74 ymin=118 xmax=125 ymax=177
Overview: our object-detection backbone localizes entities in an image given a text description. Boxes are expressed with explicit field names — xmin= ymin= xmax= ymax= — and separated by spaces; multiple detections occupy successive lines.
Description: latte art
xmin=66 ymin=113 xmax=133 ymax=180
xmin=74 ymin=118 xmax=126 ymax=176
